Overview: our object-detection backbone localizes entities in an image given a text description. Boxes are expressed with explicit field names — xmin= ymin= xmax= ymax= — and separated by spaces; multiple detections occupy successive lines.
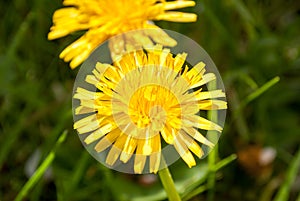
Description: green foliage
xmin=15 ymin=131 xmax=68 ymax=201
xmin=0 ymin=0 xmax=300 ymax=200
xmin=274 ymin=147 xmax=300 ymax=201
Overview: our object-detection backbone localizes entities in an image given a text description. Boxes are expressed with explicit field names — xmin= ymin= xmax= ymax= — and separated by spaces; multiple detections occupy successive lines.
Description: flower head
xmin=73 ymin=45 xmax=227 ymax=174
xmin=48 ymin=0 xmax=197 ymax=69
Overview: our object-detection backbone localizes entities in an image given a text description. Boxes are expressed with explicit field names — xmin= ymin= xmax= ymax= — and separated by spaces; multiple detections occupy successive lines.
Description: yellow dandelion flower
xmin=73 ymin=45 xmax=227 ymax=174
xmin=48 ymin=0 xmax=197 ymax=69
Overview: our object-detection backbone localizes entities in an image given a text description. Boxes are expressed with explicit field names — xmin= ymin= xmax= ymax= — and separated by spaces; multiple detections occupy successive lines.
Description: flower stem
xmin=158 ymin=166 xmax=181 ymax=201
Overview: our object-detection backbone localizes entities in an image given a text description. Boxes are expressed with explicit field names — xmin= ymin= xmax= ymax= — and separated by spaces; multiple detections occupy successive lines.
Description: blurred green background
xmin=1 ymin=0 xmax=300 ymax=200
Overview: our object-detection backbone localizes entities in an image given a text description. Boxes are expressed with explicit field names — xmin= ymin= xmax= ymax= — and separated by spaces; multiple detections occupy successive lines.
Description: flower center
xmin=111 ymin=65 xmax=185 ymax=139
xmin=128 ymin=85 xmax=178 ymax=130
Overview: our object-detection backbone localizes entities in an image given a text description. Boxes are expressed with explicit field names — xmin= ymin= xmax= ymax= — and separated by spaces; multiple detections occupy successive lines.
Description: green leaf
xmin=14 ymin=131 xmax=68 ymax=201
xmin=274 ymin=147 xmax=300 ymax=201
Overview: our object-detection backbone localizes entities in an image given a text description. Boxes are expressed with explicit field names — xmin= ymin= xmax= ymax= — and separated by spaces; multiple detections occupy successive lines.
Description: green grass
xmin=15 ymin=131 xmax=68 ymax=201
xmin=1 ymin=0 xmax=300 ymax=200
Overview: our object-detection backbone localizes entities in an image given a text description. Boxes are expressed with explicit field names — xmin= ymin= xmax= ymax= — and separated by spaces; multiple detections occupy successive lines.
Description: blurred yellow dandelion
xmin=73 ymin=45 xmax=227 ymax=174
xmin=48 ymin=0 xmax=197 ymax=69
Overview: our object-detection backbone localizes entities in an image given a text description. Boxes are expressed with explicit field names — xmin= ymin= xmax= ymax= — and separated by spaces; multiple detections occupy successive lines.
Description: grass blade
xmin=182 ymin=185 xmax=207 ymax=201
xmin=241 ymin=76 xmax=280 ymax=108
xmin=14 ymin=130 xmax=68 ymax=201
xmin=274 ymin=147 xmax=300 ymax=201
xmin=213 ymin=154 xmax=237 ymax=172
